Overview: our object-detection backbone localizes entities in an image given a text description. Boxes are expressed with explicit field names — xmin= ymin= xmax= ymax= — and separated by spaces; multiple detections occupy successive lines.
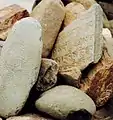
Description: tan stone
xmin=81 ymin=49 xmax=113 ymax=107
xmin=7 ymin=114 xmax=53 ymax=120
xmin=64 ymin=2 xmax=86 ymax=27
xmin=70 ymin=0 xmax=96 ymax=9
xmin=31 ymin=0 xmax=65 ymax=57
xmin=52 ymin=4 xmax=103 ymax=86
xmin=0 ymin=4 xmax=29 ymax=40
xmin=36 ymin=58 xmax=59 ymax=91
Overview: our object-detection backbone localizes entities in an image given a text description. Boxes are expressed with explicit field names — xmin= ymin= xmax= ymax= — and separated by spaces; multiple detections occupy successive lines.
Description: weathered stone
xmin=0 ymin=0 xmax=36 ymax=13
xmin=0 ymin=4 xmax=29 ymax=40
xmin=36 ymin=58 xmax=59 ymax=92
xmin=35 ymin=85 xmax=96 ymax=119
xmin=80 ymin=49 xmax=113 ymax=107
xmin=31 ymin=0 xmax=65 ymax=57
xmin=7 ymin=114 xmax=53 ymax=120
xmin=103 ymin=28 xmax=113 ymax=58
xmin=0 ymin=17 xmax=42 ymax=118
xmin=52 ymin=4 xmax=103 ymax=86
xmin=64 ymin=2 xmax=86 ymax=27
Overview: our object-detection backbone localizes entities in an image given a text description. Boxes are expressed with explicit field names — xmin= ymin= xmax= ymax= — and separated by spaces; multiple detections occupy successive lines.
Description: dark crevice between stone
xmin=65 ymin=109 xmax=92 ymax=120
xmin=56 ymin=73 xmax=80 ymax=88
xmin=80 ymin=63 xmax=97 ymax=84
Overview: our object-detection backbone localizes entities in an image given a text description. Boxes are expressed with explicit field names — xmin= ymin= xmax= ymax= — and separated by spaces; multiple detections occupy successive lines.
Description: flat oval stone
xmin=0 ymin=17 xmax=42 ymax=118
xmin=35 ymin=85 xmax=96 ymax=119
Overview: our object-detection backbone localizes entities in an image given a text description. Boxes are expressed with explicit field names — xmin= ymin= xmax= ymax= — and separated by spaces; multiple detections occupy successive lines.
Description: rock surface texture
xmin=81 ymin=49 xmax=113 ymax=107
xmin=52 ymin=4 xmax=103 ymax=86
xmin=31 ymin=0 xmax=65 ymax=57
xmin=0 ymin=4 xmax=29 ymax=40
xmin=36 ymin=58 xmax=59 ymax=91
xmin=35 ymin=85 xmax=96 ymax=119
xmin=0 ymin=17 xmax=42 ymax=118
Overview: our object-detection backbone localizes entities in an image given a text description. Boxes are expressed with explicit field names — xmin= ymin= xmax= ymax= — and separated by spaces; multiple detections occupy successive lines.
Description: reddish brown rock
xmin=0 ymin=4 xmax=29 ymax=40
xmin=81 ymin=49 xmax=113 ymax=107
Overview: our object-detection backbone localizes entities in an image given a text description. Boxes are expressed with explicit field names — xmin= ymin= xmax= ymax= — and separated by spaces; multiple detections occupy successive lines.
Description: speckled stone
xmin=31 ymin=0 xmax=65 ymax=57
xmin=0 ymin=17 xmax=42 ymax=118
xmin=35 ymin=85 xmax=96 ymax=119
xmin=51 ymin=4 xmax=103 ymax=86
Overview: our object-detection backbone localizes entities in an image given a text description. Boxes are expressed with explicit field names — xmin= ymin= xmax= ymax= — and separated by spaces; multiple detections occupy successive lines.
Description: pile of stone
xmin=0 ymin=0 xmax=113 ymax=120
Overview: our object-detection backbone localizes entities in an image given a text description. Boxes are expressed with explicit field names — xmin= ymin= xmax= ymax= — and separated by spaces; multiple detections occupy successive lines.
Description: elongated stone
xmin=52 ymin=4 xmax=103 ymax=86
xmin=0 ymin=17 xmax=42 ymax=118
xmin=0 ymin=4 xmax=29 ymax=40
xmin=31 ymin=0 xmax=65 ymax=57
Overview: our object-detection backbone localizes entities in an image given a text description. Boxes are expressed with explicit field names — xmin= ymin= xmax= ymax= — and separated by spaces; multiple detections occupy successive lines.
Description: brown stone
xmin=31 ymin=0 xmax=65 ymax=57
xmin=6 ymin=114 xmax=53 ymax=120
xmin=81 ymin=49 xmax=113 ymax=107
xmin=64 ymin=2 xmax=86 ymax=27
xmin=36 ymin=58 xmax=59 ymax=91
xmin=0 ymin=4 xmax=29 ymax=40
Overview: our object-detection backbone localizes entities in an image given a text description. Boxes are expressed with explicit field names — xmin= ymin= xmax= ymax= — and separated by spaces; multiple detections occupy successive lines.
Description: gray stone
xmin=31 ymin=0 xmax=65 ymax=57
xmin=36 ymin=58 xmax=58 ymax=92
xmin=7 ymin=114 xmax=53 ymax=120
xmin=0 ymin=17 xmax=42 ymax=118
xmin=52 ymin=4 xmax=103 ymax=86
xmin=35 ymin=85 xmax=96 ymax=119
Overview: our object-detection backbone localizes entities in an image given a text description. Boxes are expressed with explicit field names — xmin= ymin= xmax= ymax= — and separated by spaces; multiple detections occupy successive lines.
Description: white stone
xmin=35 ymin=85 xmax=96 ymax=119
xmin=0 ymin=17 xmax=42 ymax=118
xmin=102 ymin=28 xmax=112 ymax=39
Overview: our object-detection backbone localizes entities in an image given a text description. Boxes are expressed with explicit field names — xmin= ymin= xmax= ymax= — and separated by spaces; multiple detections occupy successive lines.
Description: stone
xmin=35 ymin=85 xmax=96 ymax=119
xmin=64 ymin=2 xmax=86 ymax=27
xmin=102 ymin=29 xmax=113 ymax=58
xmin=6 ymin=114 xmax=53 ymax=120
xmin=31 ymin=0 xmax=65 ymax=57
xmin=0 ymin=41 xmax=5 ymax=55
xmin=0 ymin=0 xmax=36 ymax=13
xmin=0 ymin=17 xmax=42 ymax=118
xmin=102 ymin=28 xmax=112 ymax=39
xmin=69 ymin=0 xmax=96 ymax=9
xmin=80 ymin=49 xmax=113 ymax=107
xmin=52 ymin=4 xmax=103 ymax=86
xmin=36 ymin=58 xmax=59 ymax=92
xmin=0 ymin=4 xmax=29 ymax=41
